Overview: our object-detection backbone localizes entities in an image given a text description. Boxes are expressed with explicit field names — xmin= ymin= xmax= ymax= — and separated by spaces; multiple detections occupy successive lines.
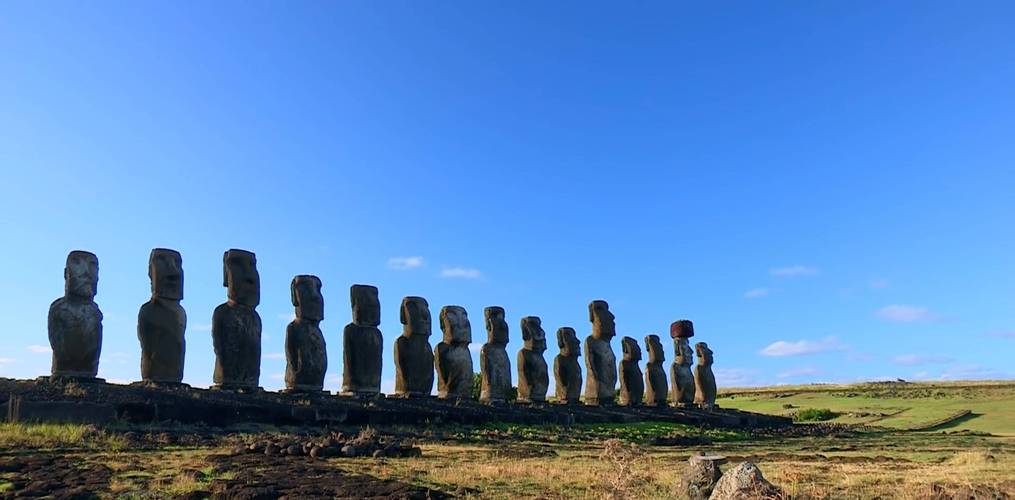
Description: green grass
xmin=719 ymin=380 xmax=1015 ymax=435
xmin=793 ymin=408 xmax=837 ymax=422
xmin=469 ymin=421 xmax=748 ymax=444
xmin=0 ymin=422 xmax=128 ymax=450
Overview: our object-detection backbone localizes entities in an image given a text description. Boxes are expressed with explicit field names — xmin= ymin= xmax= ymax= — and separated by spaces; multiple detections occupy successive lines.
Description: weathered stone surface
xmin=434 ymin=305 xmax=473 ymax=399
xmin=643 ymin=334 xmax=667 ymax=406
xmin=212 ymin=249 xmax=262 ymax=391
xmin=670 ymin=321 xmax=696 ymax=406
xmin=138 ymin=248 xmax=186 ymax=384
xmin=554 ymin=327 xmax=582 ymax=404
xmin=583 ymin=300 xmax=617 ymax=405
xmin=682 ymin=455 xmax=725 ymax=500
xmin=342 ymin=284 xmax=383 ymax=396
xmin=619 ymin=336 xmax=644 ymax=406
xmin=708 ymin=462 xmax=780 ymax=500
xmin=517 ymin=316 xmax=548 ymax=403
xmin=479 ymin=306 xmax=511 ymax=404
xmin=695 ymin=342 xmax=718 ymax=410
xmin=285 ymin=275 xmax=327 ymax=392
xmin=49 ymin=250 xmax=103 ymax=379
xmin=394 ymin=296 xmax=434 ymax=397
xmin=671 ymin=319 xmax=695 ymax=339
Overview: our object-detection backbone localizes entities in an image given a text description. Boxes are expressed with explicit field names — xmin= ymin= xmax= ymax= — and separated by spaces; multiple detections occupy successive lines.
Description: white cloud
xmin=0 ymin=358 xmax=16 ymax=365
xmin=440 ymin=267 xmax=482 ymax=279
xmin=892 ymin=354 xmax=954 ymax=366
xmin=469 ymin=344 xmax=482 ymax=354
xmin=986 ymin=331 xmax=1015 ymax=339
xmin=770 ymin=265 xmax=819 ymax=277
xmin=388 ymin=256 xmax=425 ymax=271
xmin=270 ymin=372 xmax=284 ymax=381
xmin=263 ymin=352 xmax=285 ymax=360
xmin=713 ymin=368 xmax=761 ymax=387
xmin=875 ymin=305 xmax=940 ymax=323
xmin=759 ymin=337 xmax=845 ymax=357
xmin=277 ymin=313 xmax=296 ymax=323
xmin=777 ymin=367 xmax=819 ymax=379
xmin=192 ymin=323 xmax=212 ymax=332
xmin=27 ymin=345 xmax=51 ymax=354
xmin=744 ymin=288 xmax=770 ymax=299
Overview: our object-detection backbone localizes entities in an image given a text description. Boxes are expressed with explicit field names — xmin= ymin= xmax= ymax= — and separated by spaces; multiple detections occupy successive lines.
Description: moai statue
xmin=137 ymin=248 xmax=186 ymax=385
xmin=619 ymin=336 xmax=644 ymax=406
xmin=479 ymin=306 xmax=511 ymax=404
xmin=643 ymin=334 xmax=668 ymax=406
xmin=583 ymin=300 xmax=618 ymax=405
xmin=212 ymin=249 xmax=262 ymax=391
xmin=517 ymin=316 xmax=549 ymax=403
xmin=669 ymin=320 xmax=696 ymax=407
xmin=394 ymin=296 xmax=435 ymax=397
xmin=434 ymin=305 xmax=473 ymax=399
xmin=48 ymin=250 xmax=103 ymax=380
xmin=694 ymin=342 xmax=718 ymax=409
xmin=342 ymin=284 xmax=383 ymax=397
xmin=284 ymin=275 xmax=327 ymax=393
xmin=554 ymin=327 xmax=582 ymax=404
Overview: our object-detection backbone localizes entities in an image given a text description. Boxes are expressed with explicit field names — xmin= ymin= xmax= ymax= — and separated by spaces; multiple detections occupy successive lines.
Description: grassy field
xmin=717 ymin=380 xmax=1015 ymax=435
xmin=1 ymin=380 xmax=1013 ymax=498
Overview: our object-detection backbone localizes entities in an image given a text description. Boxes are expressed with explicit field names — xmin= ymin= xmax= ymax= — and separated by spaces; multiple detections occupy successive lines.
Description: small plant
xmin=597 ymin=438 xmax=650 ymax=499
xmin=794 ymin=408 xmax=838 ymax=422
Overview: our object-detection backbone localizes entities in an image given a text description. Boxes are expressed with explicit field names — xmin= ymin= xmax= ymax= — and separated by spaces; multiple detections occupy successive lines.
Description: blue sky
xmin=1 ymin=2 xmax=1013 ymax=391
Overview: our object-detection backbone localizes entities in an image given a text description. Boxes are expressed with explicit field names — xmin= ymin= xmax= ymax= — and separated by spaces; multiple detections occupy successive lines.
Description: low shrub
xmin=794 ymin=408 xmax=838 ymax=422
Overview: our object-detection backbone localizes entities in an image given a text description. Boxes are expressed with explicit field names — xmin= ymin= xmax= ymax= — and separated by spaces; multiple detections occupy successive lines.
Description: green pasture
xmin=718 ymin=380 xmax=1015 ymax=435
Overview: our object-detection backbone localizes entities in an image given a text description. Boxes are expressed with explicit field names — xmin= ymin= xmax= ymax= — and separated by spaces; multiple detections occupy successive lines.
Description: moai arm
xmin=584 ymin=338 xmax=602 ymax=382
xmin=285 ymin=323 xmax=299 ymax=371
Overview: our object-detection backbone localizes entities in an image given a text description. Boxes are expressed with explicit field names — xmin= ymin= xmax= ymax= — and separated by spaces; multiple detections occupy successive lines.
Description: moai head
xmin=695 ymin=342 xmax=713 ymax=365
xmin=440 ymin=305 xmax=472 ymax=344
xmin=670 ymin=320 xmax=694 ymax=339
xmin=223 ymin=249 xmax=259 ymax=307
xmin=621 ymin=336 xmax=642 ymax=362
xmin=484 ymin=306 xmax=508 ymax=345
xmin=645 ymin=334 xmax=664 ymax=363
xmin=64 ymin=250 xmax=98 ymax=299
xmin=557 ymin=327 xmax=580 ymax=357
xmin=400 ymin=296 xmax=431 ymax=338
xmin=520 ymin=316 xmax=546 ymax=353
xmin=589 ymin=300 xmax=616 ymax=340
xmin=149 ymin=248 xmax=183 ymax=300
xmin=675 ymin=338 xmax=694 ymax=366
xmin=291 ymin=275 xmax=323 ymax=322
xmin=350 ymin=284 xmax=380 ymax=327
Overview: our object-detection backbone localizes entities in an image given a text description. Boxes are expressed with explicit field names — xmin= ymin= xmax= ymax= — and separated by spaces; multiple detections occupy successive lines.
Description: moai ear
xmin=222 ymin=251 xmax=230 ymax=287
xmin=400 ymin=299 xmax=409 ymax=325
xmin=290 ymin=277 xmax=300 ymax=307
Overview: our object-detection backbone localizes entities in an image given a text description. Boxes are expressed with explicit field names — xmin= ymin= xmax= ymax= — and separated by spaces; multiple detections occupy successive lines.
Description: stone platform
xmin=0 ymin=377 xmax=790 ymax=429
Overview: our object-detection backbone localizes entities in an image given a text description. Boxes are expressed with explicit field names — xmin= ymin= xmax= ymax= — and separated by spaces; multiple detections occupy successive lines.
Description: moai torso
xmin=49 ymin=251 xmax=103 ymax=379
xmin=394 ymin=296 xmax=435 ymax=397
xmin=480 ymin=306 xmax=511 ymax=403
xmin=583 ymin=300 xmax=618 ymax=405
xmin=694 ymin=342 xmax=718 ymax=409
xmin=434 ymin=305 xmax=473 ymax=399
xmin=212 ymin=249 xmax=262 ymax=390
xmin=554 ymin=327 xmax=582 ymax=404
xmin=669 ymin=320 xmax=696 ymax=406
xmin=619 ymin=336 xmax=644 ymax=406
xmin=643 ymin=335 xmax=668 ymax=406
xmin=138 ymin=248 xmax=186 ymax=384
xmin=285 ymin=275 xmax=327 ymax=392
xmin=342 ymin=284 xmax=383 ymax=396
xmin=517 ymin=316 xmax=549 ymax=403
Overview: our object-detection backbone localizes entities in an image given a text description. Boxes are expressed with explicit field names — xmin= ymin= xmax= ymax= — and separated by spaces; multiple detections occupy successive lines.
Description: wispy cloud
xmin=440 ymin=267 xmax=482 ymax=279
xmin=986 ymin=331 xmax=1015 ymax=340
xmin=192 ymin=323 xmax=212 ymax=332
xmin=770 ymin=265 xmax=819 ymax=277
xmin=277 ymin=313 xmax=296 ymax=323
xmin=263 ymin=352 xmax=285 ymax=360
xmin=892 ymin=354 xmax=953 ymax=366
xmin=777 ymin=366 xmax=819 ymax=379
xmin=713 ymin=368 xmax=761 ymax=386
xmin=875 ymin=305 xmax=940 ymax=323
xmin=744 ymin=288 xmax=770 ymax=299
xmin=869 ymin=278 xmax=890 ymax=289
xmin=388 ymin=256 xmax=424 ymax=271
xmin=759 ymin=337 xmax=845 ymax=357
xmin=26 ymin=345 xmax=51 ymax=354
xmin=0 ymin=358 xmax=16 ymax=365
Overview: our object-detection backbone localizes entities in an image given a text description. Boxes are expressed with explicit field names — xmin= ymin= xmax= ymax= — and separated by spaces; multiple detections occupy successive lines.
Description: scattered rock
xmin=708 ymin=462 xmax=781 ymax=500
xmin=682 ymin=455 xmax=725 ymax=500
